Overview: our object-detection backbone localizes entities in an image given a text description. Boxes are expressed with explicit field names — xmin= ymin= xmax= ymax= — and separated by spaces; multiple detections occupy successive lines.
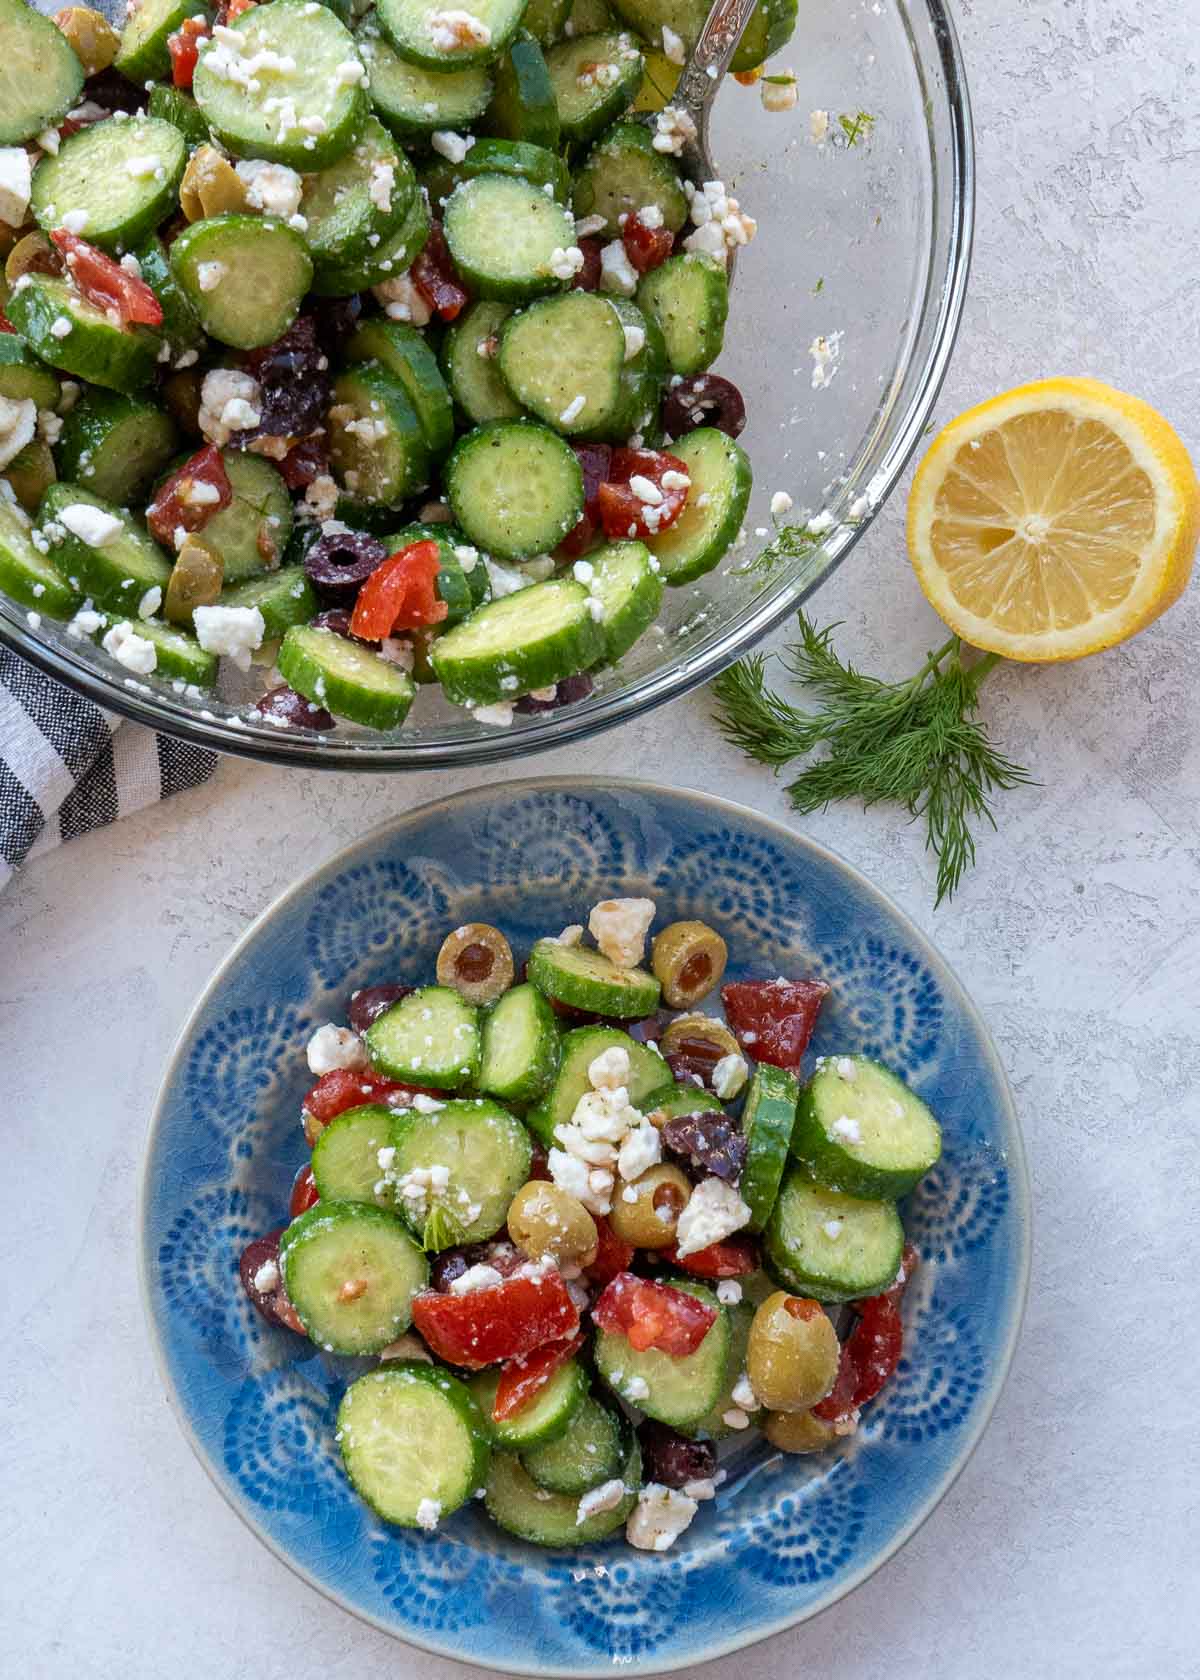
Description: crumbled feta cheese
xmin=660 ymin=24 xmax=685 ymax=64
xmin=197 ymin=261 xmax=226 ymax=293
xmin=235 ymin=159 xmax=305 ymax=220
xmin=559 ymin=393 xmax=586 ymax=425
xmin=587 ymin=896 xmax=655 ymax=968
xmin=368 ymin=159 xmax=396 ymax=214
xmin=25 ymin=610 xmax=41 ymax=629
xmin=674 ymin=1176 xmax=752 ymax=1258
xmin=124 ymin=154 xmax=160 ymax=179
xmin=809 ymin=331 xmax=843 ymax=390
xmin=556 ymin=924 xmax=584 ymax=946
xmin=60 ymin=207 xmax=89 ymax=235
xmin=428 ymin=9 xmax=492 ymax=50
xmin=712 ymin=1052 xmax=749 ymax=1100
xmin=731 ymin=1371 xmax=758 ymax=1411
xmin=415 ymin=1497 xmax=442 ymax=1530
xmin=823 ymin=1219 xmax=844 ymax=1240
xmin=628 ymin=473 xmax=663 ymax=505
xmin=835 ymin=1056 xmax=858 ymax=1080
xmin=598 ymin=237 xmax=638 ymax=296
xmin=372 ymin=270 xmax=434 ymax=326
xmin=138 ymin=585 xmax=162 ymax=620
xmin=547 ymin=243 xmax=586 ymax=281
xmin=483 ymin=558 xmax=530 ymax=598
xmin=616 ymin=1118 xmax=660 ymax=1182
xmin=589 ymin=1046 xmax=631 ymax=1090
xmin=36 ymin=128 xmax=61 ymax=157
xmin=50 ymin=316 xmax=73 ymax=340
xmin=102 ymin=620 xmax=157 ymax=675
xmin=547 ymin=1146 xmax=601 ymax=1211
xmin=59 ymin=503 xmax=123 ymax=547
xmin=304 ymin=474 xmax=339 ymax=523
xmin=574 ymin=212 xmax=607 ymax=238
xmin=0 ymin=396 xmax=37 ymax=472
xmin=626 ymin=1484 xmax=699 ymax=1551
xmin=193 ymin=603 xmax=265 ymax=672
xmin=378 ymin=1333 xmax=433 ymax=1362
xmin=66 ymin=603 xmax=106 ymax=640
xmin=809 ymin=108 xmax=830 ymax=144
xmin=430 ymin=129 xmax=475 ymax=164
xmin=716 ymin=1278 xmax=742 ymax=1306
xmin=472 ymin=701 xmax=514 ymax=727
xmin=333 ymin=57 xmax=368 ymax=87
xmin=0 ymin=147 xmax=33 ymax=227
xmin=57 ymin=381 xmax=81 ymax=414
xmin=252 ymin=1259 xmax=280 ymax=1293
xmin=761 ymin=73 xmax=798 ymax=113
xmin=306 ymin=1023 xmax=368 ymax=1075
xmin=571 ymin=560 xmax=594 ymax=584
xmin=652 ymin=106 xmax=697 ymax=156
xmin=577 ymin=1478 xmax=628 ymax=1523
xmin=830 ymin=1115 xmax=862 ymax=1145
xmin=624 ymin=1375 xmax=649 ymax=1401
xmin=449 ymin=1263 xmax=504 ymax=1295
xmin=722 ymin=1407 xmax=751 ymax=1430
xmin=770 ymin=490 xmax=794 ymax=517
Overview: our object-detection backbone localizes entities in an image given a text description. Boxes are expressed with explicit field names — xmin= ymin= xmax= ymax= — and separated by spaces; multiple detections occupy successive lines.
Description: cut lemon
xmin=907 ymin=378 xmax=1199 ymax=661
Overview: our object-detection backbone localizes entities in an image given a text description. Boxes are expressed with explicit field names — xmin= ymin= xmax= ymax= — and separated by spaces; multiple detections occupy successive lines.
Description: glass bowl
xmin=1 ymin=0 xmax=972 ymax=770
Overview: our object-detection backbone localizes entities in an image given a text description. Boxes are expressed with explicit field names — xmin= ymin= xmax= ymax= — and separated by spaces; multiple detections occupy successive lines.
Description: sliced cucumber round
xmin=365 ymin=984 xmax=482 ymax=1090
xmin=527 ymin=936 xmax=661 ymax=1018
xmin=647 ymin=426 xmax=752 ymax=584
xmin=519 ymin=1394 xmax=624 ymax=1494
xmin=792 ymin=1055 xmax=942 ymax=1200
xmin=682 ymin=1299 xmax=759 ymax=1440
xmin=444 ymin=419 xmax=583 ymax=559
xmin=0 ymin=494 xmax=78 ymax=619
xmin=359 ymin=18 xmax=494 ymax=141
xmin=521 ymin=0 xmax=571 ymax=44
xmin=0 ymin=0 xmax=84 ymax=147
xmin=377 ymin=0 xmax=527 ymax=69
xmin=328 ymin=364 xmax=431 ymax=505
xmin=344 ymin=318 xmax=454 ymax=457
xmin=572 ymin=121 xmax=688 ymax=237
xmin=199 ymin=450 xmax=293 ymax=585
xmin=147 ymin=85 xmax=212 ymax=150
xmin=764 ymin=1165 xmax=905 ymax=1302
xmin=37 ymin=482 xmax=171 ymax=615
xmin=587 ymin=539 xmax=664 ymax=663
xmin=641 ymin=1079 xmax=724 ymax=1124
xmin=498 ymin=292 xmax=626 ymax=437
xmin=443 ymin=174 xmax=576 ymax=302
xmin=729 ymin=0 xmax=798 ymax=74
xmin=527 ymin=1026 xmax=667 ymax=1147
xmin=739 ymin=1062 xmax=798 ymax=1233
xmin=338 ymin=1361 xmax=490 ymax=1526
xmin=484 ymin=30 xmax=560 ymax=150
xmin=31 ymin=117 xmax=185 ymax=253
xmin=432 ymin=577 xmax=603 ymax=705
xmin=312 ymin=1102 xmax=395 ymax=1205
xmin=479 ymin=981 xmax=561 ymax=1105
xmin=0 ymin=336 xmax=60 ymax=411
xmin=218 ymin=564 xmax=317 ymax=638
xmin=387 ymin=1094 xmax=532 ymax=1245
xmin=485 ymin=1434 xmax=640 ymax=1545
xmin=7 ymin=275 xmax=162 ymax=394
xmin=421 ymin=137 xmax=570 ymax=210
xmin=277 ymin=624 xmax=416 ymax=730
xmin=594 ymin=1278 xmax=729 ymax=1430
xmin=440 ymin=300 xmax=525 ymax=425
xmin=636 ymin=252 xmax=728 ymax=378
xmin=56 ymin=390 xmax=178 ymax=508
xmin=131 ymin=236 xmax=206 ymax=358
xmin=301 ymin=118 xmax=416 ymax=285
xmin=280 ymin=1200 xmax=429 ymax=1353
xmin=115 ymin=0 xmax=202 ymax=82
xmin=545 ymin=31 xmax=644 ymax=145
xmin=169 ymin=215 xmax=313 ymax=351
xmin=126 ymin=616 xmax=219 ymax=686
xmin=382 ymin=522 xmax=476 ymax=623
xmin=469 ymin=1357 xmax=588 ymax=1449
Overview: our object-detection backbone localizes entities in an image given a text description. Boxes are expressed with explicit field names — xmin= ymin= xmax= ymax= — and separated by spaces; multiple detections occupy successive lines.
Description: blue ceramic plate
xmin=140 ymin=779 xmax=1029 ymax=1676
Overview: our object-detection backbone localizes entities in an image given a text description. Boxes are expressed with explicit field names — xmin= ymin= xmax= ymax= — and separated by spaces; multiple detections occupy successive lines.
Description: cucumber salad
xmin=237 ymin=897 xmax=943 ymax=1551
xmin=0 ymin=0 xmax=783 ymax=732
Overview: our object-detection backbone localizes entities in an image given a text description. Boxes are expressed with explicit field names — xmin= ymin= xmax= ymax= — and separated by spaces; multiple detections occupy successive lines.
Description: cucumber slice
xmin=485 ymin=1434 xmax=640 ymax=1545
xmin=147 ymin=85 xmax=212 ymax=150
xmin=607 ymin=0 xmax=791 ymax=74
xmin=683 ymin=1299 xmax=759 ymax=1440
xmin=277 ymin=624 xmax=416 ymax=729
xmin=791 ymin=1055 xmax=942 ymax=1200
xmin=594 ymin=1278 xmax=730 ymax=1429
xmin=0 ymin=336 xmax=60 ymax=411
xmin=498 ymin=292 xmax=626 ymax=437
xmin=568 ymin=0 xmax=617 ymax=31
xmin=528 ymin=936 xmax=661 ymax=1018
xmin=279 ymin=1200 xmax=429 ymax=1353
xmin=359 ymin=18 xmax=494 ymax=141
xmin=484 ymin=30 xmax=560 ymax=150
xmin=647 ymin=426 xmax=751 ymax=584
xmin=443 ymin=174 xmax=576 ymax=302
xmin=520 ymin=0 xmax=571 ymax=46
xmin=0 ymin=492 xmax=78 ymax=619
xmin=376 ymin=0 xmax=527 ymax=69
xmin=583 ymin=296 xmax=666 ymax=444
xmin=193 ymin=0 xmax=369 ymax=169
xmin=115 ymin=0 xmax=203 ymax=82
xmin=301 ymin=118 xmax=416 ymax=288
xmin=0 ymin=0 xmax=84 ymax=147
xmin=431 ymin=577 xmax=602 ymax=704
xmin=365 ymin=984 xmax=482 ymax=1090
xmin=2 ymin=439 xmax=56 ymax=515
xmin=338 ymin=1361 xmax=490 ymax=1527
xmin=308 ymin=182 xmax=430 ymax=296
xmin=739 ymin=1062 xmax=798 ymax=1233
xmin=382 ymin=522 xmax=477 ymax=624
xmin=312 ymin=1103 xmax=395 ymax=1204
xmin=636 ymin=252 xmax=728 ymax=377
xmin=527 ymin=1025 xmax=667 ymax=1147
xmin=545 ymin=32 xmax=644 ymax=145
xmin=641 ymin=1079 xmax=724 ymax=1123
xmin=345 ymin=319 xmax=454 ymax=456
xmin=6 ymin=275 xmax=162 ymax=394
xmin=329 ymin=364 xmax=431 ymax=504
xmin=764 ymin=1166 xmax=905 ymax=1302
xmin=728 ymin=0 xmax=797 ymax=74
xmin=218 ymin=564 xmax=317 ymax=638
xmin=169 ymin=215 xmax=313 ymax=351
xmin=387 ymin=1095 xmax=532 ymax=1244
xmin=573 ymin=121 xmax=688 ymax=237
xmin=126 ymin=616 xmax=219 ymax=686
xmin=56 ymin=390 xmax=178 ymax=507
xmin=198 ymin=450 xmax=293 ymax=585
xmin=519 ymin=1394 xmax=623 ymax=1494
xmin=131 ymin=237 xmax=206 ymax=358
xmin=31 ymin=118 xmax=185 ymax=254
xmin=479 ymin=982 xmax=561 ymax=1104
xmin=469 ymin=1357 xmax=587 ymax=1448
xmin=444 ymin=419 xmax=583 ymax=559
xmin=36 ymin=483 xmax=171 ymax=615
xmin=586 ymin=539 xmax=663 ymax=662
xmin=440 ymin=300 xmax=524 ymax=424
xmin=421 ymin=136 xmax=570 ymax=210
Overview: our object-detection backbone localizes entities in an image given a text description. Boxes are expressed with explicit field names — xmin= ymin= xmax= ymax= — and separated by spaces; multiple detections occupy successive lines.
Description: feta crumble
xmin=626 ymin=1484 xmax=699 ymax=1551
xmin=428 ymin=10 xmax=492 ymax=51
xmin=598 ymin=237 xmax=638 ymax=296
xmin=660 ymin=24 xmax=685 ymax=64
xmin=306 ymin=1023 xmax=368 ymax=1075
xmin=449 ymin=1263 xmax=504 ymax=1294
xmin=673 ymin=1176 xmax=751 ymax=1258
xmin=430 ymin=129 xmax=475 ymax=164
xmin=415 ymin=1497 xmax=442 ymax=1530
xmin=587 ymin=896 xmax=655 ymax=968
xmin=102 ymin=620 xmax=157 ymax=675
xmin=192 ymin=603 xmax=266 ymax=671
xmin=576 ymin=1478 xmax=628 ymax=1523
xmin=59 ymin=503 xmax=123 ymax=547
xmin=651 ymin=106 xmax=697 ymax=156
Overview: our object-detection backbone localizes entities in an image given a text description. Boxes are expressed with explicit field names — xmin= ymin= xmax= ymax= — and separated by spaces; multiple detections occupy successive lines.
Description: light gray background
xmin=3 ymin=0 xmax=1197 ymax=1674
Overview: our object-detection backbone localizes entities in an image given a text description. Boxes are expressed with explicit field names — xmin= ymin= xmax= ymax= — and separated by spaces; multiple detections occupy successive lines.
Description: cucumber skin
xmin=31 ymin=118 xmax=187 ymax=253
xmin=519 ymin=1395 xmax=624 ymax=1494
xmin=329 ymin=364 xmax=432 ymax=506
xmin=127 ymin=618 xmax=219 ymax=686
xmin=7 ymin=277 xmax=162 ymax=395
xmin=443 ymin=175 xmax=577 ymax=303
xmin=37 ymin=482 xmax=171 ymax=613
xmin=485 ymin=1436 xmax=641 ymax=1546
xmin=218 ymin=566 xmax=318 ymax=639
xmin=589 ymin=539 xmax=664 ymax=663
xmin=739 ymin=1063 xmax=799 ymax=1233
xmin=116 ymin=0 xmax=205 ymax=82
xmin=649 ymin=427 xmax=753 ymax=586
xmin=359 ymin=22 xmax=494 ymax=142
xmin=364 ymin=985 xmax=482 ymax=1089
xmin=790 ymin=1062 xmax=942 ymax=1201
xmin=636 ymin=253 xmax=728 ymax=379
xmin=479 ymin=982 xmax=562 ymax=1105
xmin=278 ymin=626 xmax=416 ymax=732
xmin=469 ymin=1358 xmax=589 ymax=1449
xmin=147 ymin=85 xmax=212 ymax=149
xmin=311 ymin=1101 xmax=394 ymax=1204
xmin=484 ymin=31 xmax=561 ymax=151
xmin=56 ymin=392 xmax=179 ymax=508
xmin=641 ymin=1080 xmax=724 ymax=1122
xmin=0 ymin=337 xmax=60 ymax=411
xmin=0 ymin=499 xmax=79 ymax=619
xmin=344 ymin=320 xmax=455 ymax=457
xmin=527 ymin=938 xmax=661 ymax=1019
xmin=763 ymin=1168 xmax=905 ymax=1303
xmin=440 ymin=301 xmax=525 ymax=426
xmin=546 ymin=32 xmax=645 ymax=146
xmin=338 ymin=1361 xmax=491 ymax=1527
xmin=443 ymin=420 xmax=584 ymax=559
xmin=169 ymin=215 xmax=313 ymax=352
xmin=376 ymin=0 xmax=527 ymax=70
xmin=572 ymin=121 xmax=689 ymax=237
xmin=0 ymin=0 xmax=84 ymax=147
xmin=594 ymin=1279 xmax=730 ymax=1429
xmin=309 ymin=188 xmax=430 ymax=297
xmin=280 ymin=1201 xmax=430 ymax=1352
xmin=421 ymin=139 xmax=571 ymax=209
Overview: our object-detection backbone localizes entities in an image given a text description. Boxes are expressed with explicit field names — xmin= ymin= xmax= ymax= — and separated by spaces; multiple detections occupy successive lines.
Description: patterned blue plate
xmin=140 ymin=779 xmax=1029 ymax=1676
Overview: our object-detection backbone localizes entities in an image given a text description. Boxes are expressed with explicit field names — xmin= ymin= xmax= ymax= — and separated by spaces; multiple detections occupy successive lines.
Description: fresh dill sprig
xmin=713 ymin=615 xmax=1033 ymax=904
xmin=838 ymin=109 xmax=877 ymax=146
xmin=736 ymin=521 xmax=830 ymax=578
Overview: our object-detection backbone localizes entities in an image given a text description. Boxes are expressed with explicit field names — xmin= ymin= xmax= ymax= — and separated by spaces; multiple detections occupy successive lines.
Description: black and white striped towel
xmin=0 ymin=648 xmax=218 ymax=889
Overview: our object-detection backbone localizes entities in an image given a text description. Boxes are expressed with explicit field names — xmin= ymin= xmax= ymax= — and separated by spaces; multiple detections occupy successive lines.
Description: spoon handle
xmin=674 ymin=0 xmax=762 ymax=117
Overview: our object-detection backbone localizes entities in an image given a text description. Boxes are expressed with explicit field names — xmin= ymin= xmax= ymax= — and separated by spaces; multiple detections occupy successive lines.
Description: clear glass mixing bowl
xmin=1 ymin=0 xmax=972 ymax=770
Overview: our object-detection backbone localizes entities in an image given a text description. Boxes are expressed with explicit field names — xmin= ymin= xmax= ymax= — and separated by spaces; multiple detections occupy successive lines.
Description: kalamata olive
xmin=308 ymin=607 xmax=381 ymax=647
xmin=254 ymin=685 xmax=335 ymax=731
xmin=238 ymin=1230 xmax=306 ymax=1334
xmin=637 ymin=1420 xmax=717 ymax=1488
xmin=508 ymin=1181 xmax=599 ymax=1266
xmin=314 ymin=293 xmax=365 ymax=353
xmin=660 ymin=1112 xmax=747 ymax=1184
xmin=665 ymin=1044 xmax=724 ymax=1091
xmin=430 ymin=1240 xmax=523 ymax=1292
xmin=347 ymin=984 xmax=414 ymax=1034
xmin=241 ymin=315 xmax=331 ymax=442
xmin=514 ymin=672 xmax=595 ymax=713
xmin=662 ymin=374 xmax=747 ymax=440
xmin=304 ymin=531 xmax=388 ymax=595
xmin=80 ymin=66 xmax=143 ymax=113
xmin=652 ymin=922 xmax=729 ymax=1008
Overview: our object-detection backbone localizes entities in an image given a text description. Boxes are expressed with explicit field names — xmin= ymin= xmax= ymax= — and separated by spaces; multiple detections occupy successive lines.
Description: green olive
xmin=163 ymin=535 xmax=224 ymax=626
xmin=747 ymin=1291 xmax=840 ymax=1412
xmin=162 ymin=368 xmax=204 ymax=438
xmin=764 ymin=1409 xmax=840 ymax=1453
xmin=180 ymin=145 xmax=249 ymax=222
xmin=606 ymin=1162 xmax=693 ymax=1248
xmin=658 ymin=1012 xmax=740 ymax=1061
xmin=507 ymin=1180 xmax=598 ymax=1266
xmin=3 ymin=439 xmax=56 ymax=514
xmin=5 ymin=231 xmax=56 ymax=289
xmin=651 ymin=920 xmax=728 ymax=1008
xmin=53 ymin=6 xmax=120 ymax=74
xmin=435 ymin=922 xmax=515 ymax=1005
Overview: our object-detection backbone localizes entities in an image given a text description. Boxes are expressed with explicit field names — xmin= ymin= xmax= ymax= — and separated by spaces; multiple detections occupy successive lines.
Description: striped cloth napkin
xmin=0 ymin=646 xmax=218 ymax=889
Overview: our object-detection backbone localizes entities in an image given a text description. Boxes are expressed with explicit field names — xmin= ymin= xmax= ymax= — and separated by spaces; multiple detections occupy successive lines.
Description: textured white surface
xmin=2 ymin=2 xmax=1199 ymax=1674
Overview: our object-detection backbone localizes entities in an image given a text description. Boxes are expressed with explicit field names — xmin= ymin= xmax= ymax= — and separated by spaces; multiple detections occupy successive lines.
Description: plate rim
xmin=137 ymin=775 xmax=1031 ymax=1677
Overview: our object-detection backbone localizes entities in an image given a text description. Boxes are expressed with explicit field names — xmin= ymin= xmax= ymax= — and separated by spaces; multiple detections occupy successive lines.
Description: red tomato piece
xmin=412 ymin=223 xmax=469 ymax=322
xmin=596 ymin=447 xmax=690 ymax=542
xmin=0 ymin=313 xmax=15 ymax=334
xmin=812 ymin=1246 xmax=917 ymax=1421
xmin=349 ymin=540 xmax=447 ymax=640
xmin=621 ymin=213 xmax=674 ymax=275
xmin=411 ymin=1271 xmax=579 ymax=1370
xmin=664 ymin=1234 xmax=759 ymax=1278
xmin=167 ymin=16 xmax=209 ymax=87
xmin=50 ymin=230 xmax=164 ymax=329
xmin=557 ymin=442 xmax=612 ymax=559
xmin=591 ymin=1271 xmax=716 ymax=1355
xmin=492 ymin=1331 xmax=586 ymax=1421
xmin=302 ymin=1068 xmax=427 ymax=1130
xmin=585 ymin=1215 xmax=634 ymax=1288
xmin=720 ymin=978 xmax=830 ymax=1071
xmin=289 ymin=1163 xmax=320 ymax=1218
xmin=146 ymin=444 xmax=233 ymax=546
xmin=570 ymin=236 xmax=603 ymax=291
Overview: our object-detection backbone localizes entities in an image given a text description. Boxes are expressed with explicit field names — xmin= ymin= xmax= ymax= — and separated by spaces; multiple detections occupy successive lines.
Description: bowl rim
xmin=137 ymin=773 xmax=1030 ymax=1677
xmin=4 ymin=0 xmax=975 ymax=774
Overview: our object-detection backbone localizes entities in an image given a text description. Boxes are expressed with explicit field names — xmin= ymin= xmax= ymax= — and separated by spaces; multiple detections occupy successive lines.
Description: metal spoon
xmin=651 ymin=0 xmax=763 ymax=187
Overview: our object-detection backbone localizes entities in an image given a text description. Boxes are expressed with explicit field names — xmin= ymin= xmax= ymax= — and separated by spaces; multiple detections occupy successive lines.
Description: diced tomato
xmin=278 ymin=433 xmax=328 ymax=490
xmin=411 ymin=1270 xmax=579 ymax=1369
xmin=215 ymin=0 xmax=255 ymax=20
xmin=664 ymin=1234 xmax=759 ymax=1278
xmin=621 ymin=213 xmax=673 ymax=275
xmin=812 ymin=1245 xmax=918 ymax=1422
xmin=50 ymin=230 xmax=163 ymax=329
xmin=557 ymin=442 xmax=612 ymax=559
xmin=584 ymin=1214 xmax=634 ymax=1288
xmin=349 ymin=540 xmax=446 ymax=640
xmin=591 ymin=1271 xmax=716 ymax=1356
xmin=289 ymin=1164 xmax=320 ymax=1218
xmin=146 ymin=444 xmax=233 ymax=546
xmin=492 ymin=1331 xmax=585 ymax=1421
xmin=167 ymin=16 xmax=210 ymax=88
xmin=302 ymin=1067 xmax=428 ymax=1131
xmin=570 ymin=236 xmax=603 ymax=291
xmin=721 ymin=978 xmax=830 ymax=1071
xmin=0 ymin=312 xmax=14 ymax=334
xmin=596 ymin=446 xmax=690 ymax=542
xmin=412 ymin=223 xmax=469 ymax=322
